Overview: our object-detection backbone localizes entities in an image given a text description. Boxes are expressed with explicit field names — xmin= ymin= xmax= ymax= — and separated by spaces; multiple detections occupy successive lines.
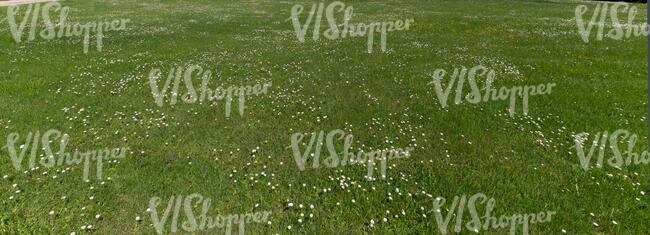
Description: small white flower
xmin=49 ymin=211 xmax=55 ymax=216
xmin=288 ymin=203 xmax=294 ymax=207
xmin=81 ymin=226 xmax=86 ymax=230
xmin=351 ymin=199 xmax=356 ymax=203
xmin=612 ymin=221 xmax=618 ymax=225
xmin=593 ymin=222 xmax=599 ymax=227
xmin=298 ymin=219 xmax=302 ymax=223
xmin=562 ymin=229 xmax=567 ymax=233
xmin=135 ymin=216 xmax=141 ymax=221
xmin=61 ymin=196 xmax=67 ymax=200
xmin=299 ymin=204 xmax=303 ymax=208
xmin=287 ymin=225 xmax=292 ymax=230
xmin=310 ymin=204 xmax=314 ymax=209
xmin=95 ymin=214 xmax=101 ymax=219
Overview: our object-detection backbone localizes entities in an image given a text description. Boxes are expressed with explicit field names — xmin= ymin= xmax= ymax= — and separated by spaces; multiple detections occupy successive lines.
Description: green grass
xmin=0 ymin=0 xmax=648 ymax=234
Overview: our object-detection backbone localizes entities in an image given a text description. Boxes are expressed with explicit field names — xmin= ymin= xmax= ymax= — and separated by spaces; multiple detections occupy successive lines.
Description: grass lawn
xmin=0 ymin=0 xmax=648 ymax=234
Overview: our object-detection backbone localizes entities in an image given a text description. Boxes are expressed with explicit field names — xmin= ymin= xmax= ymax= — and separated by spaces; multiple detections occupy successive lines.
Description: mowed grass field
xmin=0 ymin=0 xmax=648 ymax=234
